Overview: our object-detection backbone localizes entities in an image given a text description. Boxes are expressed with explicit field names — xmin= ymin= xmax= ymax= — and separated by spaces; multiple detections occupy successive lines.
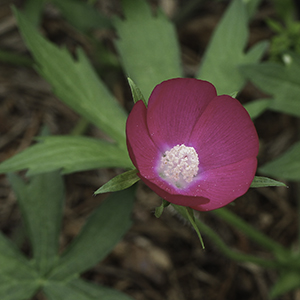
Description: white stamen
xmin=159 ymin=144 xmax=199 ymax=188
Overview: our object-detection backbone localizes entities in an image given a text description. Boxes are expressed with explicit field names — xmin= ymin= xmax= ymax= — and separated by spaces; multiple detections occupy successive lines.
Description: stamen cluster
xmin=159 ymin=144 xmax=199 ymax=188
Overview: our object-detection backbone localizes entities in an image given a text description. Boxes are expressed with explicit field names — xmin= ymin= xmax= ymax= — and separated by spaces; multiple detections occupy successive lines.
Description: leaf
xmin=114 ymin=0 xmax=182 ymax=100
xmin=127 ymin=77 xmax=146 ymax=105
xmin=51 ymin=0 xmax=111 ymax=32
xmin=49 ymin=187 xmax=135 ymax=280
xmin=0 ymin=136 xmax=133 ymax=175
xmin=8 ymin=171 xmax=65 ymax=275
xmin=243 ymin=99 xmax=271 ymax=119
xmin=250 ymin=176 xmax=287 ymax=188
xmin=0 ymin=233 xmax=37 ymax=279
xmin=270 ymin=271 xmax=300 ymax=299
xmin=0 ymin=279 xmax=39 ymax=300
xmin=154 ymin=199 xmax=170 ymax=218
xmin=185 ymin=207 xmax=205 ymax=249
xmin=94 ymin=169 xmax=140 ymax=194
xmin=241 ymin=52 xmax=300 ymax=117
xmin=197 ymin=0 xmax=268 ymax=95
xmin=22 ymin=0 xmax=45 ymax=26
xmin=43 ymin=278 xmax=134 ymax=300
xmin=13 ymin=8 xmax=127 ymax=147
xmin=259 ymin=141 xmax=300 ymax=181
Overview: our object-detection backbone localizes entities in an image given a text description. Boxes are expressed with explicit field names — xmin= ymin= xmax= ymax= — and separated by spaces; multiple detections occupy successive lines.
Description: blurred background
xmin=0 ymin=0 xmax=299 ymax=299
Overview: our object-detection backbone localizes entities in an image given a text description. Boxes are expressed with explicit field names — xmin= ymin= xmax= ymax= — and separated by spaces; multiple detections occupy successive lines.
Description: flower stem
xmin=172 ymin=204 xmax=280 ymax=269
xmin=211 ymin=208 xmax=289 ymax=257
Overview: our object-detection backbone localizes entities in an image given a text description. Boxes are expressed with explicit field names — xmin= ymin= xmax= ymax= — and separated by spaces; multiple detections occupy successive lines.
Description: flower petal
xmin=138 ymin=175 xmax=210 ymax=206
xmin=189 ymin=95 xmax=259 ymax=170
xmin=126 ymin=100 xmax=160 ymax=178
xmin=147 ymin=78 xmax=217 ymax=151
xmin=188 ymin=157 xmax=257 ymax=211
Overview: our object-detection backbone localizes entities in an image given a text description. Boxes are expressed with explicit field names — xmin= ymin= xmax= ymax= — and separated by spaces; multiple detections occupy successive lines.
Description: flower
xmin=126 ymin=78 xmax=259 ymax=211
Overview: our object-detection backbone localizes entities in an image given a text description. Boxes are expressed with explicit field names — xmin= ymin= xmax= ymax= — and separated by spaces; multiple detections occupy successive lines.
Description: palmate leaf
xmin=241 ymin=52 xmax=300 ymax=118
xmin=114 ymin=0 xmax=182 ymax=100
xmin=0 ymin=233 xmax=37 ymax=280
xmin=259 ymin=141 xmax=300 ymax=181
xmin=43 ymin=278 xmax=134 ymax=300
xmin=0 ymin=136 xmax=133 ymax=175
xmin=51 ymin=0 xmax=111 ymax=32
xmin=243 ymin=99 xmax=271 ymax=119
xmin=0 ymin=279 xmax=39 ymax=300
xmin=197 ymin=0 xmax=268 ymax=95
xmin=8 ymin=171 xmax=64 ymax=275
xmin=13 ymin=8 xmax=127 ymax=147
xmin=0 ymin=233 xmax=39 ymax=299
xmin=49 ymin=187 xmax=135 ymax=280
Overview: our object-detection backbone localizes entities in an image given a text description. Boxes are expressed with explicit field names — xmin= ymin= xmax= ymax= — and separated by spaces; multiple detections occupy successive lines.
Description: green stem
xmin=172 ymin=205 xmax=281 ymax=269
xmin=212 ymin=208 xmax=289 ymax=257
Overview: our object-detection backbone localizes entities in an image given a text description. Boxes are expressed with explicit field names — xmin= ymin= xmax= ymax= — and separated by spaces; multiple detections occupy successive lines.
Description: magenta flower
xmin=126 ymin=78 xmax=259 ymax=211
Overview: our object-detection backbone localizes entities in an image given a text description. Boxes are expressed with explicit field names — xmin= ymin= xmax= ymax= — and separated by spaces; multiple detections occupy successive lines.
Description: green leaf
xmin=13 ymin=8 xmax=127 ymax=147
xmin=23 ymin=0 xmax=45 ymax=26
xmin=51 ymin=0 xmax=111 ymax=32
xmin=8 ymin=171 xmax=64 ymax=275
xmin=154 ymin=199 xmax=170 ymax=218
xmin=185 ymin=207 xmax=205 ymax=249
xmin=243 ymin=98 xmax=271 ymax=119
xmin=259 ymin=141 xmax=300 ymax=181
xmin=0 ymin=279 xmax=39 ymax=300
xmin=270 ymin=271 xmax=300 ymax=299
xmin=127 ymin=77 xmax=146 ymax=106
xmin=94 ymin=169 xmax=139 ymax=194
xmin=241 ymin=52 xmax=300 ymax=117
xmin=0 ymin=233 xmax=37 ymax=279
xmin=114 ymin=0 xmax=182 ymax=100
xmin=43 ymin=278 xmax=134 ymax=300
xmin=250 ymin=176 xmax=287 ymax=188
xmin=197 ymin=0 xmax=267 ymax=95
xmin=49 ymin=187 xmax=135 ymax=280
xmin=0 ymin=136 xmax=133 ymax=175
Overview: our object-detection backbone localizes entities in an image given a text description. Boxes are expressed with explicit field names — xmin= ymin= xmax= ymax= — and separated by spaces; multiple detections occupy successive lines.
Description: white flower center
xmin=159 ymin=144 xmax=199 ymax=188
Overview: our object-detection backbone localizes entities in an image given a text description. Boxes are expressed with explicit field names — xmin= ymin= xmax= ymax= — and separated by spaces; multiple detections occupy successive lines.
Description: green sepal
xmin=185 ymin=207 xmax=205 ymax=249
xmin=250 ymin=176 xmax=287 ymax=188
xmin=94 ymin=169 xmax=140 ymax=194
xmin=127 ymin=77 xmax=147 ymax=106
xmin=154 ymin=199 xmax=170 ymax=218
xmin=229 ymin=91 xmax=238 ymax=98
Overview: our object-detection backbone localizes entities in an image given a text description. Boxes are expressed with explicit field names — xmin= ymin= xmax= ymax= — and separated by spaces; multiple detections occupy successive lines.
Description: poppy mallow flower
xmin=126 ymin=78 xmax=259 ymax=211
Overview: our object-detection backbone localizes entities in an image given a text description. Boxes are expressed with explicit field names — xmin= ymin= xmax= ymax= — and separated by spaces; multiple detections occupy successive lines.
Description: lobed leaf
xmin=51 ymin=0 xmax=111 ymax=32
xmin=259 ymin=141 xmax=300 ymax=181
xmin=241 ymin=52 xmax=300 ymax=117
xmin=244 ymin=99 xmax=271 ymax=119
xmin=14 ymin=8 xmax=127 ymax=146
xmin=114 ymin=0 xmax=182 ymax=100
xmin=8 ymin=171 xmax=65 ymax=275
xmin=49 ymin=187 xmax=135 ymax=280
xmin=43 ymin=278 xmax=134 ymax=300
xmin=197 ymin=0 xmax=268 ymax=95
xmin=0 ymin=233 xmax=37 ymax=280
xmin=0 ymin=136 xmax=133 ymax=175
xmin=0 ymin=279 xmax=39 ymax=300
